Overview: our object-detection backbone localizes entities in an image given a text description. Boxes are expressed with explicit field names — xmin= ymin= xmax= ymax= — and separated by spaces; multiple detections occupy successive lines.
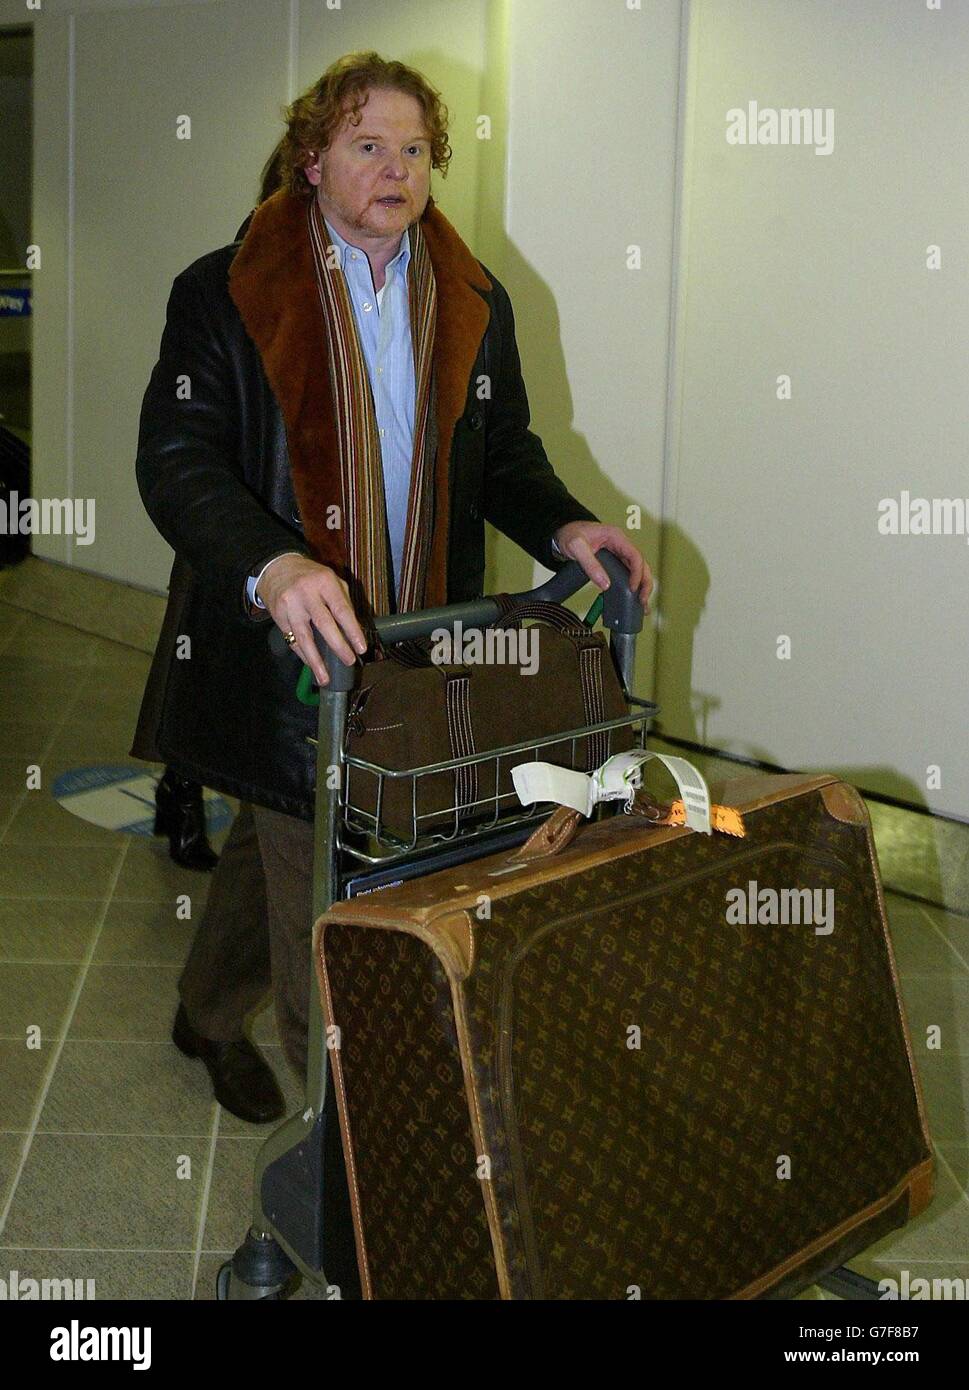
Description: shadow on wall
xmin=475 ymin=225 xmax=667 ymax=607
xmin=646 ymin=521 xmax=711 ymax=743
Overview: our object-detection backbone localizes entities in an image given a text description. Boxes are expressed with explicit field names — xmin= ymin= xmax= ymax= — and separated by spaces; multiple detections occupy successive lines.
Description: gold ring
xmin=284 ymin=630 xmax=297 ymax=646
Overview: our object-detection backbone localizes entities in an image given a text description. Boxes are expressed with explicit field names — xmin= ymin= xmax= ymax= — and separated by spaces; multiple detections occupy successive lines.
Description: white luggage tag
xmin=511 ymin=749 xmax=713 ymax=835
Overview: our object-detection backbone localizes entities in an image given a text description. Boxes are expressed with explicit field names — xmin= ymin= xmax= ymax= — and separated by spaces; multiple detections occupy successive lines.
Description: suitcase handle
xmin=512 ymin=797 xmax=684 ymax=862
xmin=516 ymin=804 xmax=585 ymax=859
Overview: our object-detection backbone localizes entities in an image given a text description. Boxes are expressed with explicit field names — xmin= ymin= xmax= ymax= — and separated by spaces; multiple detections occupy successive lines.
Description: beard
xmin=317 ymin=173 xmax=426 ymax=239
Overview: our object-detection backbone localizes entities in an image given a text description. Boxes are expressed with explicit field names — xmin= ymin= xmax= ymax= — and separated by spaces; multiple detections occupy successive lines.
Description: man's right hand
xmin=257 ymin=554 xmax=368 ymax=687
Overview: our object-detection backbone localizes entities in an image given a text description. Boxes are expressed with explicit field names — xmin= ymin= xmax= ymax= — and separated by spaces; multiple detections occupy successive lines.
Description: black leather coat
xmin=135 ymin=220 xmax=597 ymax=819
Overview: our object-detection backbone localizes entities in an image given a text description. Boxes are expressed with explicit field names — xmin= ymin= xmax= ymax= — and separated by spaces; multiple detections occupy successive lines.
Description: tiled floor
xmin=0 ymin=600 xmax=967 ymax=1301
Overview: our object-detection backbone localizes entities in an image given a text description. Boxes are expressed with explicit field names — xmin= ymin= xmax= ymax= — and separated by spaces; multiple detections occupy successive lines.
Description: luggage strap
xmin=513 ymin=749 xmax=713 ymax=832
xmin=512 ymin=750 xmax=746 ymax=860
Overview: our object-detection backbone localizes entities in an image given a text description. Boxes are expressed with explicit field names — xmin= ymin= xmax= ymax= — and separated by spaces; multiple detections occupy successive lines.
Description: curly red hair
xmin=275 ymin=50 xmax=452 ymax=200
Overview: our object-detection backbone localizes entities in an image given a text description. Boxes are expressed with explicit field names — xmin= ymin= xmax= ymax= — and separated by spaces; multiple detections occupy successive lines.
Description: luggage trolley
xmin=218 ymin=549 xmax=653 ymax=1300
xmin=216 ymin=548 xmax=882 ymax=1302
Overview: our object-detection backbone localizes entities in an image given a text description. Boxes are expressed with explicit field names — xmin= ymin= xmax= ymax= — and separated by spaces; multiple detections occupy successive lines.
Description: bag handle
xmin=490 ymin=596 xmax=591 ymax=636
xmin=373 ymin=596 xmax=592 ymax=668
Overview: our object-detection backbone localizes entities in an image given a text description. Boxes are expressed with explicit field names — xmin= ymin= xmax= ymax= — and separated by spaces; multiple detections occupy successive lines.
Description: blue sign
xmin=0 ymin=288 xmax=31 ymax=317
xmin=52 ymin=764 xmax=232 ymax=837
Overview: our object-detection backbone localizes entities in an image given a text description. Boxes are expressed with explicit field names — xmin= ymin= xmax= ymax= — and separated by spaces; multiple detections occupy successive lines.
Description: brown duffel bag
xmin=342 ymin=599 xmax=636 ymax=843
xmin=316 ymin=770 xmax=934 ymax=1299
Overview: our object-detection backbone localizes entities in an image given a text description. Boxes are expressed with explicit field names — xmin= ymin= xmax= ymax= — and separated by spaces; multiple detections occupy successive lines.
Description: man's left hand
xmin=553 ymin=521 xmax=653 ymax=611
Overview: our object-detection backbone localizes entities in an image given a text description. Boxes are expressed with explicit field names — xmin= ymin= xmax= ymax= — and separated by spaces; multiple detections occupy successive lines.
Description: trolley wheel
xmin=218 ymin=1227 xmax=299 ymax=1299
xmin=216 ymin=1257 xmax=293 ymax=1300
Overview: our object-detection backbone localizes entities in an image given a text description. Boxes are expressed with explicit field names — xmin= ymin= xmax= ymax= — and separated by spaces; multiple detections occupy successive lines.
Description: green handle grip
xmin=583 ymin=593 xmax=604 ymax=627
xmin=296 ymin=663 xmax=320 ymax=707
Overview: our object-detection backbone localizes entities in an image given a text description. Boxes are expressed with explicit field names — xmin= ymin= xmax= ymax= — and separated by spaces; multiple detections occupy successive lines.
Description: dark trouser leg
xmin=248 ymin=804 xmax=316 ymax=1081
xmin=178 ymin=801 xmax=271 ymax=1040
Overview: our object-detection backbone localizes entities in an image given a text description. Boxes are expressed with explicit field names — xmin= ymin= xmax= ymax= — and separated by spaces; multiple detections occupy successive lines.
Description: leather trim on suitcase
xmin=842 ymin=794 xmax=935 ymax=1171
xmin=731 ymin=1157 xmax=935 ymax=1298
xmin=321 ymin=774 xmax=846 ymax=935
xmin=316 ymin=913 xmax=515 ymax=1299
xmin=314 ymin=937 xmax=374 ymax=1299
xmin=449 ymin=978 xmax=515 ymax=1299
xmin=317 ymin=774 xmax=935 ymax=1300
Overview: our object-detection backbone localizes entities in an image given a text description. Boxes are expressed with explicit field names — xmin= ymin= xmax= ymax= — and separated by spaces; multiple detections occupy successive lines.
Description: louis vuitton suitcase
xmin=314 ymin=769 xmax=934 ymax=1300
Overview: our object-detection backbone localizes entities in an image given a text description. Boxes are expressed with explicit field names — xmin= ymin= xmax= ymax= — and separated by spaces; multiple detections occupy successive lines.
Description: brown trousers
xmin=178 ymin=801 xmax=316 ymax=1080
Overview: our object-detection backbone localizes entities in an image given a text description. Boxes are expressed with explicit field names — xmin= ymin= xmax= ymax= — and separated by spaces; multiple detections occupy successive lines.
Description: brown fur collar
xmin=228 ymin=188 xmax=492 ymax=605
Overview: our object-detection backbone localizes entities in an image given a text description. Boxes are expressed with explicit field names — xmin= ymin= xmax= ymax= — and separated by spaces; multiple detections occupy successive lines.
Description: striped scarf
xmin=307 ymin=196 xmax=438 ymax=618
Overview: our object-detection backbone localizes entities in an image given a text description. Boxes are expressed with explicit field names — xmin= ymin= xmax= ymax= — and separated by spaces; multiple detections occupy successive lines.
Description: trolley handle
xmin=280 ymin=546 xmax=643 ymax=693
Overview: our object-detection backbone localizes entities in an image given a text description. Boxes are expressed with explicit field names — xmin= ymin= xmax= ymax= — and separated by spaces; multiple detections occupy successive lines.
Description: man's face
xmin=304 ymin=86 xmax=432 ymax=248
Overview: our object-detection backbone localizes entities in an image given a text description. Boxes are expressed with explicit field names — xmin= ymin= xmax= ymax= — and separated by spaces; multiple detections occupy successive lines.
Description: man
xmin=136 ymin=52 xmax=652 ymax=1118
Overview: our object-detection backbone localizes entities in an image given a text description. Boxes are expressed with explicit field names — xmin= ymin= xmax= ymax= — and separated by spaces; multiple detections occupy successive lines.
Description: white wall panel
xmin=658 ymin=0 xmax=969 ymax=818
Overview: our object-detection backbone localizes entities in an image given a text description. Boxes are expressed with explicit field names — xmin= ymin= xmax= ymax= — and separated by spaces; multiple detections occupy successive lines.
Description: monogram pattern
xmin=323 ymin=787 xmax=931 ymax=1299
xmin=324 ymin=923 xmax=500 ymax=1300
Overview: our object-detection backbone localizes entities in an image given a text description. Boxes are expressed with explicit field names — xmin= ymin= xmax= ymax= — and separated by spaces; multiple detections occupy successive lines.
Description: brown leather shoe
xmin=172 ymin=1003 xmax=285 ymax=1124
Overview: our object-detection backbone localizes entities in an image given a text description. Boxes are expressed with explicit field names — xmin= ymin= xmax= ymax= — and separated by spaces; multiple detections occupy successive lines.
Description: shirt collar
xmin=323 ymin=217 xmax=411 ymax=278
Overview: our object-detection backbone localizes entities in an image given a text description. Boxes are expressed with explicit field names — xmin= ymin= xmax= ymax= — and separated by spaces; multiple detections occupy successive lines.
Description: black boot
xmin=154 ymin=768 xmax=219 ymax=871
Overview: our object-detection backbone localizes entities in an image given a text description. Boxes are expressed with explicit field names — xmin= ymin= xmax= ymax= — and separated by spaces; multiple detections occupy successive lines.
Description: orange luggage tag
xmin=647 ymin=797 xmax=746 ymax=838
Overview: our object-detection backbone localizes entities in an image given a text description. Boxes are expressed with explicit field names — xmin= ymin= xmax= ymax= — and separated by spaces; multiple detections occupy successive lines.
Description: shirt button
xmin=363 ymin=302 xmax=373 ymax=312
xmin=379 ymin=429 xmax=385 ymax=437
xmin=377 ymin=367 xmax=383 ymax=375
